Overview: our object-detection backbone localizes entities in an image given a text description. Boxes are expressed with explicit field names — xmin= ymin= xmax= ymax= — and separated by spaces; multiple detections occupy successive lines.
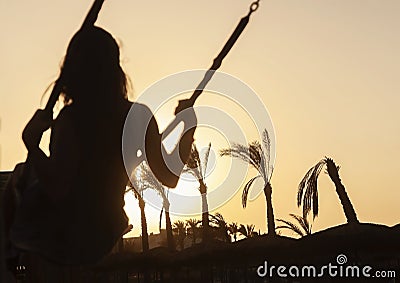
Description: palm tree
xmin=220 ymin=129 xmax=276 ymax=235
xmin=210 ymin=213 xmax=231 ymax=242
xmin=276 ymin=214 xmax=312 ymax=237
xmin=238 ymin=224 xmax=257 ymax=238
xmin=126 ymin=184 xmax=149 ymax=252
xmin=184 ymin=142 xmax=212 ymax=242
xmin=173 ymin=220 xmax=187 ymax=250
xmin=297 ymin=157 xmax=359 ymax=224
xmin=136 ymin=163 xmax=175 ymax=251
xmin=186 ymin=218 xmax=201 ymax=245
xmin=228 ymin=222 xmax=240 ymax=242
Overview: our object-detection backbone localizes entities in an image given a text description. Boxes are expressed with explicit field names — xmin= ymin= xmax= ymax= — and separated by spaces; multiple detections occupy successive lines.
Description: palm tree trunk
xmin=189 ymin=226 xmax=196 ymax=245
xmin=177 ymin=228 xmax=185 ymax=250
xmin=138 ymin=196 xmax=149 ymax=252
xmin=192 ymin=228 xmax=196 ymax=245
xmin=263 ymin=182 xmax=276 ymax=235
xmin=165 ymin=209 xmax=175 ymax=251
xmin=225 ymin=230 xmax=231 ymax=243
xmin=179 ymin=236 xmax=185 ymax=251
xmin=159 ymin=208 xmax=163 ymax=232
xmin=199 ymin=180 xmax=210 ymax=242
xmin=330 ymin=175 xmax=359 ymax=224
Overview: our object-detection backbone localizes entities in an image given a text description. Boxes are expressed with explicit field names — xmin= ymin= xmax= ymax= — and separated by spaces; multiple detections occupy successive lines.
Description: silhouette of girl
xmin=9 ymin=26 xmax=197 ymax=265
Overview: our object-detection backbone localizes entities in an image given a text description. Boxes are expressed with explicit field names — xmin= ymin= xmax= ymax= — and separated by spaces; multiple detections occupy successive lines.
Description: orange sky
xmin=1 ymin=0 xmax=400 ymax=237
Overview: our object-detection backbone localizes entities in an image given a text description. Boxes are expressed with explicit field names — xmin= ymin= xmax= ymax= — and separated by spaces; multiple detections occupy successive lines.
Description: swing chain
xmin=249 ymin=0 xmax=260 ymax=14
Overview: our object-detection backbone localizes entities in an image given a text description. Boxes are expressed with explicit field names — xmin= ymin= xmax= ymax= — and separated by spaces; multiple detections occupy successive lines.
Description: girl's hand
xmin=174 ymin=99 xmax=194 ymax=115
xmin=22 ymin=110 xmax=53 ymax=151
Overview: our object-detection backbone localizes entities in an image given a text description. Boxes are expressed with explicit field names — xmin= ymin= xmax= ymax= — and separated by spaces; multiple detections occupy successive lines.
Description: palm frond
xmin=129 ymin=168 xmax=143 ymax=193
xmin=220 ymin=130 xmax=273 ymax=181
xmin=186 ymin=219 xmax=201 ymax=227
xmin=238 ymin=224 xmax=246 ymax=237
xmin=249 ymin=141 xmax=263 ymax=173
xmin=262 ymin=129 xmax=271 ymax=166
xmin=238 ymin=224 xmax=255 ymax=238
xmin=173 ymin=220 xmax=186 ymax=231
xmin=126 ymin=183 xmax=142 ymax=198
xmin=184 ymin=144 xmax=204 ymax=180
xmin=137 ymin=163 xmax=170 ymax=208
xmin=247 ymin=224 xmax=256 ymax=237
xmin=262 ymin=129 xmax=274 ymax=180
xmin=188 ymin=144 xmax=200 ymax=167
xmin=242 ymin=175 xmax=262 ymax=208
xmin=276 ymin=219 xmax=305 ymax=237
xmin=182 ymin=166 xmax=201 ymax=180
xmin=289 ymin=214 xmax=312 ymax=235
xmin=210 ymin=212 xmax=227 ymax=227
xmin=220 ymin=144 xmax=261 ymax=174
xmin=202 ymin=143 xmax=212 ymax=177
xmin=297 ymin=159 xmax=326 ymax=218
xmin=228 ymin=222 xmax=239 ymax=234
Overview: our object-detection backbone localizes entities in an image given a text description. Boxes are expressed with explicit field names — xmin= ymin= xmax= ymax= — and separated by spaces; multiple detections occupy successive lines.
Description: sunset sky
xmin=1 ymin=0 xmax=399 ymax=237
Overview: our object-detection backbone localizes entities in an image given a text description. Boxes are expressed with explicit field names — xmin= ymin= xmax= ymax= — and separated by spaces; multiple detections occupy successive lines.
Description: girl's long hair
xmin=59 ymin=26 xmax=129 ymax=107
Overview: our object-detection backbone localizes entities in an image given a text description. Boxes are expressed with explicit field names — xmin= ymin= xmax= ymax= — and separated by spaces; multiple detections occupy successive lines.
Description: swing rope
xmin=187 ymin=0 xmax=261 ymax=107
xmin=161 ymin=0 xmax=261 ymax=138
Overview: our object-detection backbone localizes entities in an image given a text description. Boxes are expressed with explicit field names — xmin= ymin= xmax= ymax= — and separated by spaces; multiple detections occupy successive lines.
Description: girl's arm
xmin=22 ymin=109 xmax=79 ymax=201
xmin=145 ymin=102 xmax=197 ymax=188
